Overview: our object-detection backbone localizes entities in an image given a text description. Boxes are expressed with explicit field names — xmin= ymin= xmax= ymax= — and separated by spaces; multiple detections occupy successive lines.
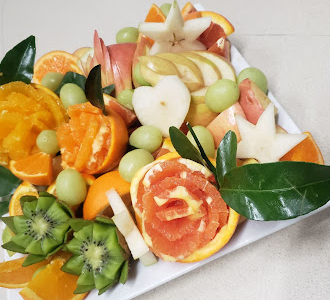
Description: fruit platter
xmin=0 ymin=1 xmax=330 ymax=300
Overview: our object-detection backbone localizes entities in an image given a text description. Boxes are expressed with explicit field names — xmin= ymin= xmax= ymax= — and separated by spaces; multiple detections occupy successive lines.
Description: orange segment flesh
xmin=32 ymin=51 xmax=83 ymax=84
xmin=200 ymin=11 xmax=235 ymax=36
xmin=57 ymin=102 xmax=128 ymax=174
xmin=131 ymin=152 xmax=239 ymax=262
xmin=83 ymin=170 xmax=131 ymax=220
xmin=181 ymin=2 xmax=197 ymax=17
xmin=0 ymin=82 xmax=67 ymax=164
xmin=19 ymin=258 xmax=87 ymax=300
xmin=280 ymin=132 xmax=324 ymax=164
xmin=9 ymin=182 xmax=38 ymax=216
xmin=0 ymin=257 xmax=51 ymax=289
xmin=9 ymin=152 xmax=53 ymax=186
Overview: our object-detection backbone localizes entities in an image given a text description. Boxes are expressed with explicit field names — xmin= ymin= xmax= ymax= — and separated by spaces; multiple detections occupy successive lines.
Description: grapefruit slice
xmin=131 ymin=152 xmax=239 ymax=262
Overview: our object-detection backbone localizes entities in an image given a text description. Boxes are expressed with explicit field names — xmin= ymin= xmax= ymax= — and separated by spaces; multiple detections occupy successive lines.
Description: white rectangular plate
xmin=1 ymin=1 xmax=329 ymax=300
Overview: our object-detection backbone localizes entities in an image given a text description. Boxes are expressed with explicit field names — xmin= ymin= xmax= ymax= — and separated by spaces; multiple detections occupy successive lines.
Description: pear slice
xmin=192 ymin=51 xmax=236 ymax=82
xmin=156 ymin=53 xmax=204 ymax=92
xmin=139 ymin=56 xmax=180 ymax=86
xmin=181 ymin=52 xmax=221 ymax=86
xmin=132 ymin=75 xmax=191 ymax=137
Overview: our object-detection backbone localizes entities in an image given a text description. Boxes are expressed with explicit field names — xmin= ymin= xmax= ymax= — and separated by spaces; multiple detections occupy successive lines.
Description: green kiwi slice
xmin=1 ymin=193 xmax=72 ymax=266
xmin=62 ymin=217 xmax=130 ymax=294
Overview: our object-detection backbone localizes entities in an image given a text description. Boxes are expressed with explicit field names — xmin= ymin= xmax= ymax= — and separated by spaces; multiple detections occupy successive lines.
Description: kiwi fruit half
xmin=1 ymin=192 xmax=72 ymax=266
xmin=62 ymin=217 xmax=130 ymax=295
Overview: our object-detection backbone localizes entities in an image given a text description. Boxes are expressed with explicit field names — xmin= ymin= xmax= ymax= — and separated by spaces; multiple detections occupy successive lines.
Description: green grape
xmin=237 ymin=67 xmax=268 ymax=94
xmin=41 ymin=72 xmax=64 ymax=91
xmin=55 ymin=169 xmax=87 ymax=206
xmin=119 ymin=149 xmax=154 ymax=182
xmin=116 ymin=27 xmax=139 ymax=43
xmin=187 ymin=126 xmax=215 ymax=158
xmin=160 ymin=3 xmax=172 ymax=17
xmin=129 ymin=125 xmax=163 ymax=153
xmin=133 ymin=63 xmax=151 ymax=86
xmin=36 ymin=130 xmax=60 ymax=155
xmin=117 ymin=89 xmax=134 ymax=110
xmin=205 ymin=79 xmax=240 ymax=113
xmin=59 ymin=83 xmax=87 ymax=109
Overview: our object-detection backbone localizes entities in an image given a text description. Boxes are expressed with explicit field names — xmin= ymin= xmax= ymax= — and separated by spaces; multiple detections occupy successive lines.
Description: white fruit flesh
xmin=132 ymin=75 xmax=191 ymax=137
xmin=236 ymin=103 xmax=307 ymax=163
xmin=138 ymin=1 xmax=211 ymax=55
xmin=106 ymin=189 xmax=157 ymax=265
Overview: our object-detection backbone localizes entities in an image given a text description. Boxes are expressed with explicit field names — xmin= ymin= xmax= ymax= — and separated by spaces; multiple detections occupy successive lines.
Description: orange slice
xmin=200 ymin=11 xmax=235 ymax=36
xmin=131 ymin=152 xmax=239 ymax=263
xmin=9 ymin=152 xmax=53 ymax=186
xmin=19 ymin=258 xmax=87 ymax=300
xmin=32 ymin=51 xmax=83 ymax=84
xmin=9 ymin=181 xmax=38 ymax=216
xmin=0 ymin=257 xmax=51 ymax=289
xmin=57 ymin=102 xmax=128 ymax=174
xmin=181 ymin=2 xmax=197 ymax=17
xmin=280 ymin=132 xmax=324 ymax=164
xmin=83 ymin=170 xmax=131 ymax=220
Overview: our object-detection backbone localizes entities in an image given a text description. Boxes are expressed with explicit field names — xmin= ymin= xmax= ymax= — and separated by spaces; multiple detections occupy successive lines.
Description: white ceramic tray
xmin=1 ymin=1 xmax=329 ymax=300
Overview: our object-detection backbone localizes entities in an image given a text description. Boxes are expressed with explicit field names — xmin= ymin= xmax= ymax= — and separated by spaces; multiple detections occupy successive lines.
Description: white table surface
xmin=1 ymin=0 xmax=330 ymax=299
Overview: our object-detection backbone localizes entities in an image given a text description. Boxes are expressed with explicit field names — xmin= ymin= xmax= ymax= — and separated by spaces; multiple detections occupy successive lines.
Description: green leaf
xmin=22 ymin=254 xmax=46 ymax=267
xmin=0 ymin=36 xmax=36 ymax=84
xmin=216 ymin=131 xmax=237 ymax=187
xmin=55 ymin=72 xmax=86 ymax=94
xmin=169 ymin=126 xmax=205 ymax=166
xmin=187 ymin=123 xmax=217 ymax=177
xmin=85 ymin=65 xmax=107 ymax=115
xmin=102 ymin=84 xmax=115 ymax=95
xmin=0 ymin=166 xmax=22 ymax=197
xmin=2 ymin=216 xmax=17 ymax=234
xmin=0 ymin=201 xmax=10 ymax=217
xmin=221 ymin=161 xmax=330 ymax=221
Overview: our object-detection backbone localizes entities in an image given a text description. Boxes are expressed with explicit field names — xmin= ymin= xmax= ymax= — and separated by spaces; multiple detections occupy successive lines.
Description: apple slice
xmin=207 ymin=102 xmax=246 ymax=147
xmin=192 ymin=50 xmax=236 ymax=81
xmin=238 ymin=78 xmax=275 ymax=125
xmin=139 ymin=55 xmax=180 ymax=86
xmin=185 ymin=87 xmax=218 ymax=127
xmin=181 ymin=52 xmax=221 ymax=86
xmin=107 ymin=43 xmax=137 ymax=97
xmin=156 ymin=52 xmax=204 ymax=92
xmin=132 ymin=75 xmax=190 ymax=137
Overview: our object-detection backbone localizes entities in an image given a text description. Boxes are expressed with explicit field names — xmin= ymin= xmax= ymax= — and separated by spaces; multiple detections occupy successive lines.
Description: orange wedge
xmin=280 ymin=132 xmax=324 ymax=164
xmin=181 ymin=2 xmax=197 ymax=17
xmin=83 ymin=170 xmax=131 ymax=220
xmin=0 ymin=257 xmax=51 ymax=289
xmin=200 ymin=11 xmax=235 ymax=36
xmin=9 ymin=181 xmax=38 ymax=216
xmin=33 ymin=51 xmax=83 ymax=84
xmin=9 ymin=152 xmax=53 ymax=186
xmin=19 ymin=258 xmax=87 ymax=300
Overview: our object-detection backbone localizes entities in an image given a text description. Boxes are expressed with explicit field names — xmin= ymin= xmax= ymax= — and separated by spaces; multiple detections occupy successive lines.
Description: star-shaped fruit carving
xmin=138 ymin=1 xmax=211 ymax=55
xmin=235 ymin=103 xmax=307 ymax=163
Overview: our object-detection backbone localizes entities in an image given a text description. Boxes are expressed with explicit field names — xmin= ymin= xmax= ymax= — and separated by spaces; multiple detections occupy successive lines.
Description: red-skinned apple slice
xmin=238 ymin=78 xmax=274 ymax=125
xmin=107 ymin=43 xmax=137 ymax=97
xmin=207 ymin=102 xmax=246 ymax=147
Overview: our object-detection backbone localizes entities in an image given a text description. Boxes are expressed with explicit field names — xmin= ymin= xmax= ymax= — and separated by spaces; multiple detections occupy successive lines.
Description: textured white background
xmin=1 ymin=0 xmax=330 ymax=299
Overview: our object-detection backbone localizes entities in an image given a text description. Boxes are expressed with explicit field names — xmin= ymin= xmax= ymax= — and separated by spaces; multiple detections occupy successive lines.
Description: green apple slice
xmin=192 ymin=51 xmax=236 ymax=82
xmin=181 ymin=52 xmax=221 ymax=86
xmin=157 ymin=53 xmax=204 ymax=92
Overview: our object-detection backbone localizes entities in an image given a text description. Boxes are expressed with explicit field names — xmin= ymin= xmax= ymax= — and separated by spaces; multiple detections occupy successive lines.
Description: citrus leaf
xmin=55 ymin=71 xmax=86 ymax=94
xmin=85 ymin=64 xmax=107 ymax=115
xmin=216 ymin=130 xmax=237 ymax=187
xmin=102 ymin=84 xmax=115 ymax=95
xmin=169 ymin=126 xmax=205 ymax=166
xmin=0 ymin=201 xmax=10 ymax=217
xmin=221 ymin=162 xmax=330 ymax=221
xmin=0 ymin=35 xmax=35 ymax=84
xmin=2 ymin=240 xmax=27 ymax=254
xmin=0 ymin=166 xmax=22 ymax=197
xmin=187 ymin=123 xmax=217 ymax=178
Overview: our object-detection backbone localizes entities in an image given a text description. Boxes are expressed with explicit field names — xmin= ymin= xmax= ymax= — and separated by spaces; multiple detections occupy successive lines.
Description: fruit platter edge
xmin=2 ymin=38 xmax=329 ymax=299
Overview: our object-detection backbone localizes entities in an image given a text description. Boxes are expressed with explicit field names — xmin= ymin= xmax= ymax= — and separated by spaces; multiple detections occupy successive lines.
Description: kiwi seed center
xmin=31 ymin=215 xmax=50 ymax=238
xmin=85 ymin=243 xmax=104 ymax=270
